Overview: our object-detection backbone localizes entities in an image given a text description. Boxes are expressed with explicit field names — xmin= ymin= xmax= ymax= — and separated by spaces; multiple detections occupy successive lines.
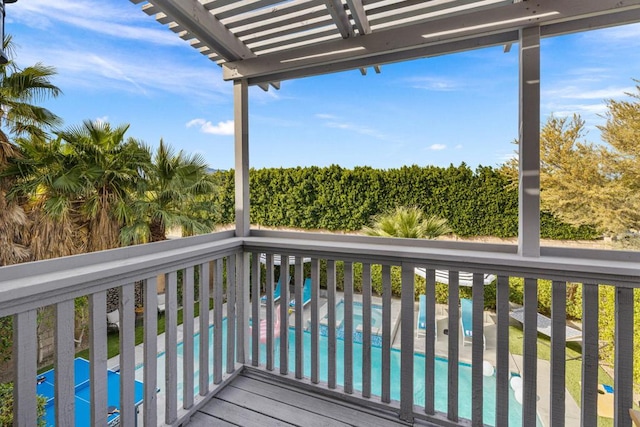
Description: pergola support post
xmin=234 ymin=79 xmax=251 ymax=362
xmin=518 ymin=26 xmax=541 ymax=257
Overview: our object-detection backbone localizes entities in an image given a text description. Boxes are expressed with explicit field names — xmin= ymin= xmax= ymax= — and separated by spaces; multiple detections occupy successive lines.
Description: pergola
xmin=131 ymin=0 xmax=640 ymax=257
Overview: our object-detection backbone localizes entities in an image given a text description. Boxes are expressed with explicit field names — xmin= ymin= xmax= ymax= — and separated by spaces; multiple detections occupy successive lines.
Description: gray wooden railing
xmin=1 ymin=230 xmax=639 ymax=426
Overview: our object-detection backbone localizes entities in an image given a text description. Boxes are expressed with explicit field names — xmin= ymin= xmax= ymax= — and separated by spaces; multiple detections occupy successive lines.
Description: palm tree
xmin=121 ymin=139 xmax=214 ymax=245
xmin=56 ymin=120 xmax=150 ymax=252
xmin=362 ymin=206 xmax=452 ymax=239
xmin=0 ymin=35 xmax=61 ymax=265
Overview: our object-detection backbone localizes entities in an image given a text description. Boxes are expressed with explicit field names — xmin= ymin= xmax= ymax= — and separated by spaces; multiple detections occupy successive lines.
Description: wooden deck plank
xmin=199 ymin=397 xmax=295 ymax=427
xmin=215 ymin=384 xmax=352 ymax=427
xmin=188 ymin=411 xmax=238 ymax=427
xmin=230 ymin=375 xmax=404 ymax=427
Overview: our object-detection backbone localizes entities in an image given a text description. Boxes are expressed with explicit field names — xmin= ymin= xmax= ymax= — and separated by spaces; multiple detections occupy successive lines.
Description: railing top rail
xmin=0 ymin=231 xmax=242 ymax=317
xmin=245 ymin=231 xmax=640 ymax=286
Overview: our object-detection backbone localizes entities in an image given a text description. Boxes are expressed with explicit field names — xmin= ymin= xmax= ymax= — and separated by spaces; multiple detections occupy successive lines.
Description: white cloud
xmin=187 ymin=119 xmax=234 ymax=136
xmin=315 ymin=114 xmax=387 ymax=140
xmin=544 ymin=85 xmax=634 ymax=100
xmin=406 ymin=76 xmax=460 ymax=91
xmin=315 ymin=113 xmax=336 ymax=120
xmin=428 ymin=144 xmax=447 ymax=151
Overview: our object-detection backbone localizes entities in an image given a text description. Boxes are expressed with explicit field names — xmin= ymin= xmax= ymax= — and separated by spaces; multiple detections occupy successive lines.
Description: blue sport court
xmin=36 ymin=358 xmax=144 ymax=426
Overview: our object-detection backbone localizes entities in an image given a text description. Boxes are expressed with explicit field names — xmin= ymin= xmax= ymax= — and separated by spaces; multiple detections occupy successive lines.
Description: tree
xmin=362 ymin=206 xmax=452 ymax=239
xmin=0 ymin=35 xmax=61 ymax=265
xmin=56 ymin=120 xmax=149 ymax=252
xmin=120 ymin=139 xmax=214 ymax=245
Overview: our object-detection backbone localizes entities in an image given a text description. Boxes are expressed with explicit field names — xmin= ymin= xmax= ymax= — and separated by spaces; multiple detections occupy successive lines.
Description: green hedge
xmin=211 ymin=164 xmax=598 ymax=240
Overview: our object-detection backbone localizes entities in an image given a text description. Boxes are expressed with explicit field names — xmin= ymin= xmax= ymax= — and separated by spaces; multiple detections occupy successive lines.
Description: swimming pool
xmin=320 ymin=300 xmax=385 ymax=346
xmin=136 ymin=321 xmax=539 ymax=426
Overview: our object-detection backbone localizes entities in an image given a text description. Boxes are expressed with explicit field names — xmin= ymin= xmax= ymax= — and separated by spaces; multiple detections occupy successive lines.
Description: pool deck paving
xmin=109 ymin=293 xmax=579 ymax=426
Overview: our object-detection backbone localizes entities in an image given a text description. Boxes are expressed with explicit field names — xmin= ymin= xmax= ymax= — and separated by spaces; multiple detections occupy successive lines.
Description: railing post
xmin=55 ymin=300 xmax=75 ymax=427
xmin=614 ymin=287 xmax=634 ymax=427
xmin=237 ymin=252 xmax=250 ymax=365
xmin=13 ymin=310 xmax=38 ymax=427
xmin=400 ymin=263 xmax=415 ymax=422
xmin=89 ymin=291 xmax=108 ymax=427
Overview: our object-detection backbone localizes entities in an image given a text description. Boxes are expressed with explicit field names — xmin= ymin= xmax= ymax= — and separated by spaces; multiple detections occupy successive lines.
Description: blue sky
xmin=7 ymin=1 xmax=640 ymax=171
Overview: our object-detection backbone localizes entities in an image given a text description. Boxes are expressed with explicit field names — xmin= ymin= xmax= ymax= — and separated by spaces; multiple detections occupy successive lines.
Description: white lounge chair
xmin=157 ymin=293 xmax=166 ymax=314
xmin=107 ymin=310 xmax=120 ymax=332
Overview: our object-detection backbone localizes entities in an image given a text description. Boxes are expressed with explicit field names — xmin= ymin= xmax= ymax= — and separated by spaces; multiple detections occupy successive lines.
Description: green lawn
xmin=508 ymin=325 xmax=614 ymax=426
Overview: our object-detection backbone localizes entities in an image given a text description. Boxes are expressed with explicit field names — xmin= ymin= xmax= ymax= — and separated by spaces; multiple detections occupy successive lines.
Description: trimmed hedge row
xmin=210 ymin=164 xmax=598 ymax=240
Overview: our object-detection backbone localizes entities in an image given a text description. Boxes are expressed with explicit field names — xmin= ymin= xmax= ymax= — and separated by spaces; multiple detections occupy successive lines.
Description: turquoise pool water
xmin=136 ymin=321 xmax=539 ymax=426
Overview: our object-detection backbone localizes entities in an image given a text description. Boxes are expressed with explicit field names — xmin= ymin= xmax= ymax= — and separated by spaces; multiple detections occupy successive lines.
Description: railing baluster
xmin=143 ymin=277 xmax=158 ymax=426
xmin=119 ymin=283 xmax=136 ymax=426
xmin=495 ymin=275 xmax=510 ymax=426
xmin=471 ymin=273 xmax=484 ymax=426
xmin=295 ymin=256 xmax=304 ymax=379
xmin=400 ymin=263 xmax=415 ymax=422
xmin=550 ymin=280 xmax=566 ymax=427
xmin=614 ymin=286 xmax=634 ymax=427
xmin=251 ymin=252 xmax=260 ymax=367
xmin=199 ymin=263 xmax=210 ymax=395
xmin=279 ymin=254 xmax=289 ymax=375
xmin=343 ymin=261 xmax=354 ymax=394
xmin=265 ymin=254 xmax=274 ymax=372
xmin=213 ymin=259 xmax=223 ymax=383
xmin=424 ymin=268 xmax=436 ymax=415
xmin=580 ymin=283 xmax=598 ymax=427
xmin=183 ymin=266 xmax=195 ymax=408
xmin=165 ymin=272 xmax=178 ymax=423
xmin=89 ymin=291 xmax=108 ymax=427
xmin=523 ymin=278 xmax=538 ymax=426
xmin=447 ymin=270 xmax=460 ymax=422
xmin=311 ymin=258 xmax=320 ymax=384
xmin=362 ymin=262 xmax=372 ymax=398
xmin=327 ymin=259 xmax=337 ymax=389
xmin=237 ymin=252 xmax=250 ymax=364
xmin=13 ymin=309 xmax=38 ymax=427
xmin=55 ymin=300 xmax=75 ymax=427
xmin=226 ymin=256 xmax=236 ymax=374
xmin=381 ymin=264 xmax=392 ymax=403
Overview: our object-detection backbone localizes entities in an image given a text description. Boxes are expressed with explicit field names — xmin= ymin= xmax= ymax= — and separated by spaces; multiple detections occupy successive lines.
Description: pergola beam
xmin=223 ymin=0 xmax=640 ymax=82
xmin=324 ymin=0 xmax=355 ymax=39
xmin=148 ymin=0 xmax=255 ymax=61
xmin=345 ymin=0 xmax=371 ymax=35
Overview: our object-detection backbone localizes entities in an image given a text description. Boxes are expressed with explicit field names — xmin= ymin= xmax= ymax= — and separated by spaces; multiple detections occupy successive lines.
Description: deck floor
xmin=187 ymin=371 xmax=435 ymax=427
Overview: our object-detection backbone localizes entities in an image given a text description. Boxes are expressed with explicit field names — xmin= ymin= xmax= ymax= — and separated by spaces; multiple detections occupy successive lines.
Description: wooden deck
xmin=187 ymin=370 xmax=436 ymax=427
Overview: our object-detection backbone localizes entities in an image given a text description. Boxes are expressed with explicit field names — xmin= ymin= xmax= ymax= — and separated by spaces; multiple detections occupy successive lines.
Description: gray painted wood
xmin=118 ymin=283 xmax=136 ymax=426
xmin=471 ymin=273 xmax=484 ymax=426
xmin=214 ymin=259 xmax=224 ymax=384
xmin=234 ymin=79 xmax=250 ymax=238
xmin=327 ymin=259 xmax=337 ymax=389
xmin=237 ymin=252 xmax=251 ymax=364
xmin=550 ymin=280 xmax=566 ymax=427
xmin=188 ymin=411 xmax=238 ymax=427
xmin=495 ymin=275 xmax=510 ymax=426
xmin=265 ymin=253 xmax=275 ymax=372
xmin=399 ymin=263 xmax=415 ymax=422
xmin=143 ymin=277 xmax=158 ymax=425
xmin=518 ymin=26 xmax=541 ymax=257
xmin=251 ymin=252 xmax=260 ymax=367
xmin=343 ymin=261 xmax=354 ymax=394
xmin=13 ymin=309 xmax=37 ymax=427
xmin=215 ymin=385 xmax=352 ymax=427
xmin=447 ymin=271 xmax=460 ymax=422
xmin=200 ymin=394 xmax=297 ymax=426
xmin=581 ymin=284 xmax=599 ymax=427
xmin=55 ymin=299 xmax=75 ymax=427
xmin=183 ymin=266 xmax=196 ymax=409
xmin=522 ymin=278 xmax=538 ymax=426
xmin=230 ymin=375 xmax=403 ymax=427
xmin=614 ymin=287 xmax=634 ymax=427
xmin=165 ymin=271 xmax=179 ymax=423
xmin=89 ymin=291 xmax=108 ymax=427
xmin=279 ymin=254 xmax=290 ymax=375
xmin=227 ymin=256 xmax=236 ymax=375
xmin=424 ymin=268 xmax=436 ymax=415
xmin=362 ymin=262 xmax=372 ymax=398
xmin=311 ymin=258 xmax=320 ymax=384
xmin=294 ymin=256 xmax=304 ymax=379
xmin=199 ymin=263 xmax=210 ymax=396
xmin=381 ymin=264 xmax=391 ymax=403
